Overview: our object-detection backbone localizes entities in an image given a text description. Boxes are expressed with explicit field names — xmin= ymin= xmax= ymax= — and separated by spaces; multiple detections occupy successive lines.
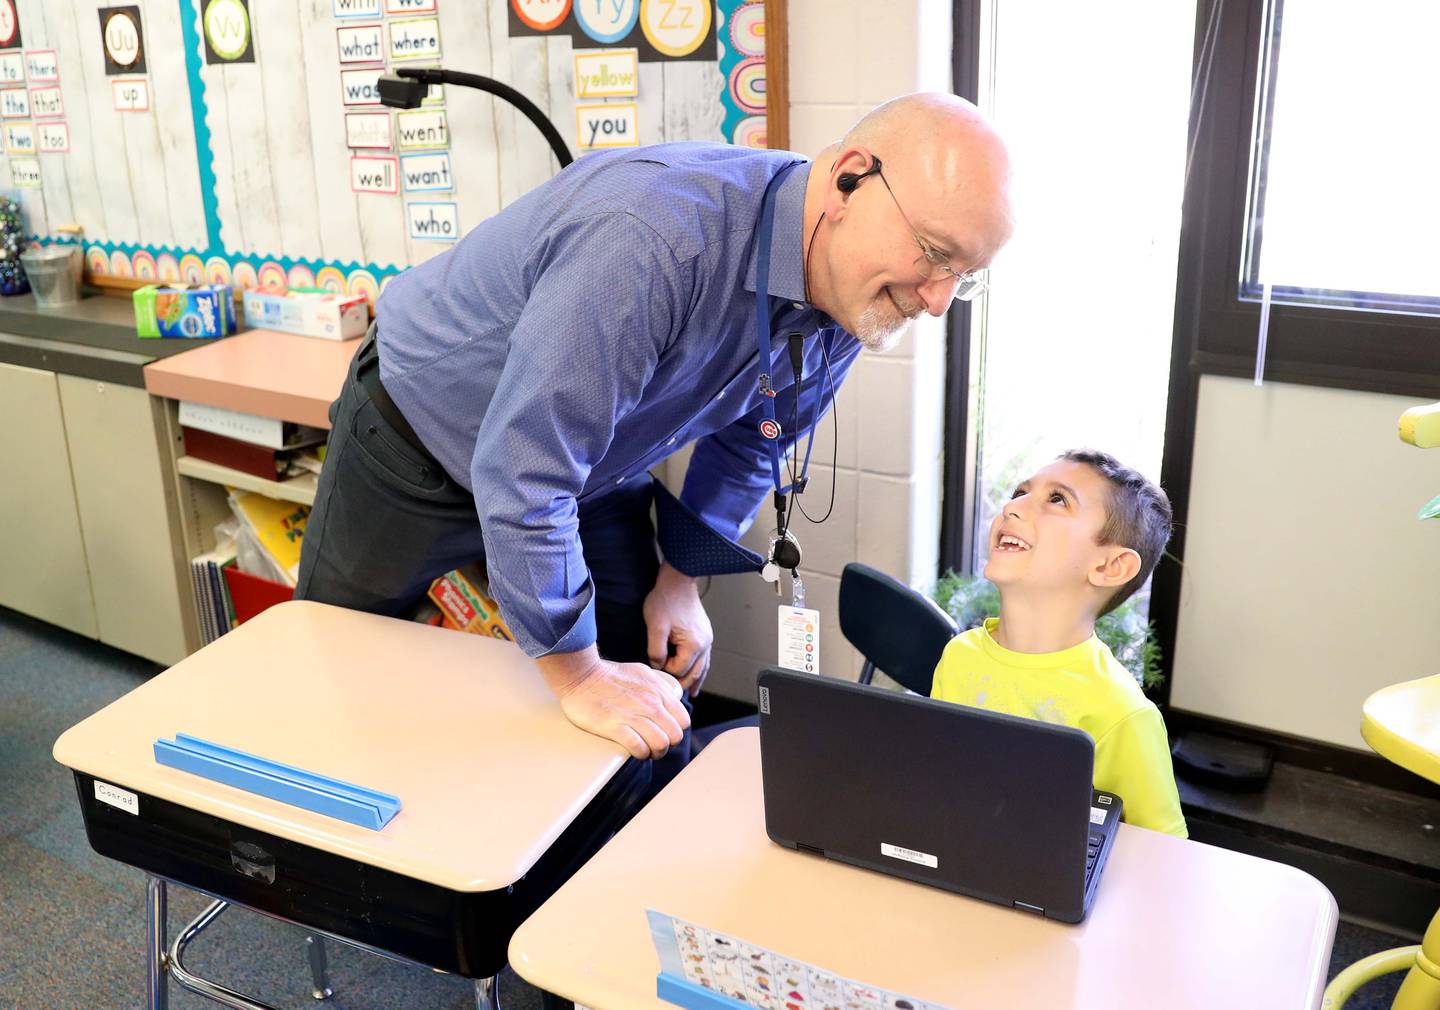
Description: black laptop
xmin=757 ymin=668 xmax=1122 ymax=923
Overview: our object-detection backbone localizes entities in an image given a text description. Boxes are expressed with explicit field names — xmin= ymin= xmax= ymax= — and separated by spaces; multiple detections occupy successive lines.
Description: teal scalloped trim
xmin=29 ymin=235 xmax=403 ymax=282
xmin=177 ymin=0 xmax=223 ymax=254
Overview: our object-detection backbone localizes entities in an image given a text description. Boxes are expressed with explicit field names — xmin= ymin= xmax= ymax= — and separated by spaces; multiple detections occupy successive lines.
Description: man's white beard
xmin=853 ymin=302 xmax=907 ymax=353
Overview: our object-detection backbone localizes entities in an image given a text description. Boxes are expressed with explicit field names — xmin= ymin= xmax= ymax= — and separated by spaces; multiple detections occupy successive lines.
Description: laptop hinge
xmin=1013 ymin=900 xmax=1044 ymax=916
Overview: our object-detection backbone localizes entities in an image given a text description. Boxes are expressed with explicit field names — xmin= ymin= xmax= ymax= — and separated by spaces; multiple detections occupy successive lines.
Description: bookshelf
xmin=176 ymin=456 xmax=318 ymax=507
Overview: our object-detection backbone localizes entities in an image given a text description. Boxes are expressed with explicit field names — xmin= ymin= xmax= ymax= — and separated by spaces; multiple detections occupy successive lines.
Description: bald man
xmin=297 ymin=93 xmax=1014 ymax=767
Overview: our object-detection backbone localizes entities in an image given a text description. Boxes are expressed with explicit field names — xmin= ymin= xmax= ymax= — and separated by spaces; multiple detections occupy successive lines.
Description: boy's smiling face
xmin=983 ymin=459 xmax=1128 ymax=597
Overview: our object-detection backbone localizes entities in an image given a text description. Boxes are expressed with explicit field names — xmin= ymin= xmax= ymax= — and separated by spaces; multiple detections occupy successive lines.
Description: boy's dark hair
xmin=1059 ymin=449 xmax=1173 ymax=617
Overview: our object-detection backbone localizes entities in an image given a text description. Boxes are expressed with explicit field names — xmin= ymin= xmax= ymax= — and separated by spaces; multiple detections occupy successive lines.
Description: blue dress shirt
xmin=377 ymin=142 xmax=863 ymax=658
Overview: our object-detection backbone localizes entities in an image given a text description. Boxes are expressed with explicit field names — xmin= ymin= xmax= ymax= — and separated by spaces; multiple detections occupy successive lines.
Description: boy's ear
xmin=1089 ymin=547 xmax=1142 ymax=590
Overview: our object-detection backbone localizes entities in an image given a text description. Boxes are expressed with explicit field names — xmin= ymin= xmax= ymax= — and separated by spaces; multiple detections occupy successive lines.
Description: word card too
xmin=37 ymin=120 xmax=68 ymax=153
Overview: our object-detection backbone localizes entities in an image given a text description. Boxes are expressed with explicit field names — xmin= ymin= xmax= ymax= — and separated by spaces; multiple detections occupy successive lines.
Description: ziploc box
xmin=242 ymin=284 xmax=369 ymax=341
xmin=134 ymin=284 xmax=237 ymax=339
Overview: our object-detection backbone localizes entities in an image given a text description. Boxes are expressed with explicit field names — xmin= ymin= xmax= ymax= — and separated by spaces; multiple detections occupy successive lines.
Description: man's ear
xmin=1089 ymin=547 xmax=1141 ymax=591
xmin=827 ymin=144 xmax=875 ymax=220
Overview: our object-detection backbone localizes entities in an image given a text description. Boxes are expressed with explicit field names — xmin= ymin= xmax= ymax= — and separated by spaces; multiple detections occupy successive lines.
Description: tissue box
xmin=242 ymin=285 xmax=369 ymax=341
xmin=134 ymin=284 xmax=237 ymax=339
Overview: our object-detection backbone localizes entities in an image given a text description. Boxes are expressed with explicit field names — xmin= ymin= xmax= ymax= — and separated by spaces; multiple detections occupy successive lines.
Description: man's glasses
xmin=871 ymin=164 xmax=989 ymax=302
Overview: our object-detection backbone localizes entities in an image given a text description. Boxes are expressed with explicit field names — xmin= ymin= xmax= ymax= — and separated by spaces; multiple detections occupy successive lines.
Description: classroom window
xmin=960 ymin=1 xmax=1192 ymax=592
xmin=1244 ymin=0 xmax=1440 ymax=314
xmin=1159 ymin=0 xmax=1440 ymax=398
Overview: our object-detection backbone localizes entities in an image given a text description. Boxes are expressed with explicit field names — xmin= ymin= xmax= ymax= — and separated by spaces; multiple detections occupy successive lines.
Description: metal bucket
xmin=20 ymin=245 xmax=83 ymax=308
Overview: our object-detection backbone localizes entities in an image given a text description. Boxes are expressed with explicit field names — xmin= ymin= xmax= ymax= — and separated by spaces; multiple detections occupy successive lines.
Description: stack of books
xmin=180 ymin=401 xmax=326 ymax=481
xmin=190 ymin=542 xmax=237 ymax=645
xmin=187 ymin=488 xmax=313 ymax=643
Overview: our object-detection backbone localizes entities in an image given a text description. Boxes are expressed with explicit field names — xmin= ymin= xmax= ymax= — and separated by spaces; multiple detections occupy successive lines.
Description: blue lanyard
xmin=754 ymin=162 xmax=833 ymax=498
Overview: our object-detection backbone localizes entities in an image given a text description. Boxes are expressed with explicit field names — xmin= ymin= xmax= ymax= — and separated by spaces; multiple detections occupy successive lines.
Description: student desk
xmin=509 ymin=728 xmax=1339 ymax=1010
xmin=53 ymin=601 xmax=638 ymax=1010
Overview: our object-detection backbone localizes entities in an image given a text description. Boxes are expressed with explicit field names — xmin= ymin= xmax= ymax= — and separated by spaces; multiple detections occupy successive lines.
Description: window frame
xmin=939 ymin=0 xmax=984 ymax=576
xmin=1173 ymin=0 xmax=1440 ymax=397
xmin=1151 ymin=0 xmax=1440 ymax=707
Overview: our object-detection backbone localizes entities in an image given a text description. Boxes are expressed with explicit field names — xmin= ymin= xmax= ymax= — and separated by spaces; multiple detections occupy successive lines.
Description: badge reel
xmin=760 ymin=529 xmax=803 ymax=600
xmin=764 ymin=529 xmax=820 ymax=674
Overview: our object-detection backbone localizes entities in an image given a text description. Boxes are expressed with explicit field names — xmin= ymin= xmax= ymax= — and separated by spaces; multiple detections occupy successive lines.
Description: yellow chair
xmin=1322 ymin=674 xmax=1440 ymax=1009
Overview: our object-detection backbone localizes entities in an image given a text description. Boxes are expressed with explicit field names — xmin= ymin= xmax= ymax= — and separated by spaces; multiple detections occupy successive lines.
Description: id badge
xmin=777 ymin=606 xmax=820 ymax=674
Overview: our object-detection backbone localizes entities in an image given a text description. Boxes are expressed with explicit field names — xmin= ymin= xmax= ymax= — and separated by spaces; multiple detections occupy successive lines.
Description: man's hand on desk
xmin=538 ymin=646 xmax=691 ymax=760
xmin=642 ymin=562 xmax=714 ymax=698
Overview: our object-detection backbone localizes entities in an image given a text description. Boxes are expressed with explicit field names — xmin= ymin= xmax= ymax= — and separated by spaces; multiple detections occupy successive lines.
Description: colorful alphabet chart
xmin=647 ymin=910 xmax=954 ymax=1010
xmin=0 ymin=0 xmax=768 ymax=303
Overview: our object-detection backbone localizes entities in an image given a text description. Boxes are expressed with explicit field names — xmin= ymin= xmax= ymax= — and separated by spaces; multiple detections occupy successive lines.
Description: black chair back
xmin=691 ymin=563 xmax=959 ymax=754
xmin=839 ymin=562 xmax=958 ymax=696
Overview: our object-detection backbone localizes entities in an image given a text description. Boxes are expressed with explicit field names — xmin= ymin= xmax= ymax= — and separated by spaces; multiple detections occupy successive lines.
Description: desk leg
xmin=304 ymin=935 xmax=333 ymax=1000
xmin=146 ymin=875 xmax=168 ymax=1010
xmin=474 ymin=976 xmax=501 ymax=1010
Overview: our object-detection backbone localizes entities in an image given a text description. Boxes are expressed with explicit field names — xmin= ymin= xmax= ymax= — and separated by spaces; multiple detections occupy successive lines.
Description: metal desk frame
xmin=144 ymin=874 xmax=502 ymax=1010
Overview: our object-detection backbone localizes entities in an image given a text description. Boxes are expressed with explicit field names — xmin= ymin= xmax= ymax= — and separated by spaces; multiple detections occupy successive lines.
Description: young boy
xmin=931 ymin=449 xmax=1187 ymax=837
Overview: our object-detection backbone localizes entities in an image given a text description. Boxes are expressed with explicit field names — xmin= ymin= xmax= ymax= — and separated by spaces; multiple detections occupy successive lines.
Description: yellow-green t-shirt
xmin=930 ymin=618 xmax=1187 ymax=838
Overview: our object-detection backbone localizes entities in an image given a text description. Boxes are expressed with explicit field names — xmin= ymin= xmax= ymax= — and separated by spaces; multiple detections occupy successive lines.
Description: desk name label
xmin=95 ymin=780 xmax=139 ymax=815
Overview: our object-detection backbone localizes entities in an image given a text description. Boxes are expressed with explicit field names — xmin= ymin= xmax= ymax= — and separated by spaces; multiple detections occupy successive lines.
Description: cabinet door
xmin=59 ymin=376 xmax=189 ymax=666
xmin=0 ymin=362 xmax=98 ymax=636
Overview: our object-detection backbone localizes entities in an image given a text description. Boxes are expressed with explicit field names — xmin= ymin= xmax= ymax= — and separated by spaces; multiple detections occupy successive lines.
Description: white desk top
xmin=510 ymin=728 xmax=1338 ymax=1010
xmin=53 ymin=601 xmax=627 ymax=892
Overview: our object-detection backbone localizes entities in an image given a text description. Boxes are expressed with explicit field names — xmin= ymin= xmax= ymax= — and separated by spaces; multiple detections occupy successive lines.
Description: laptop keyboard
xmin=1085 ymin=825 xmax=1104 ymax=885
xmin=1086 ymin=792 xmax=1118 ymax=886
